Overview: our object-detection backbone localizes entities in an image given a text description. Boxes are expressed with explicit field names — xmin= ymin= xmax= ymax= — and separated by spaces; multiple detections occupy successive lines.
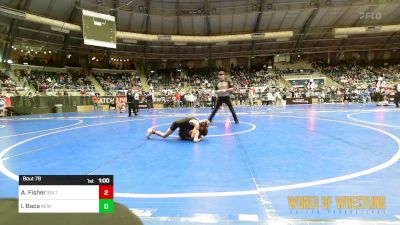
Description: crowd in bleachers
xmin=150 ymin=65 xmax=285 ymax=108
xmin=272 ymin=60 xmax=400 ymax=103
xmin=230 ymin=67 xmax=279 ymax=88
xmin=93 ymin=72 xmax=141 ymax=95
xmin=314 ymin=60 xmax=399 ymax=88
xmin=147 ymin=69 xmax=184 ymax=91
xmin=13 ymin=69 xmax=95 ymax=96
xmin=275 ymin=68 xmax=318 ymax=76
xmin=0 ymin=73 xmax=18 ymax=97
xmin=2 ymin=58 xmax=400 ymax=108
xmin=183 ymin=66 xmax=280 ymax=89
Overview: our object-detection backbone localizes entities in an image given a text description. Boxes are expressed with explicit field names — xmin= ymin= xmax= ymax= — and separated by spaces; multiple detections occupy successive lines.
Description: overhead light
xmin=268 ymin=65 xmax=272 ymax=69
xmin=30 ymin=49 xmax=33 ymax=51
xmin=51 ymin=26 xmax=70 ymax=34
xmin=6 ymin=59 xmax=13 ymax=64
xmin=150 ymin=70 xmax=154 ymax=73
xmin=27 ymin=51 xmax=30 ymax=54
xmin=91 ymin=56 xmax=96 ymax=60
xmin=67 ymin=54 xmax=71 ymax=59
xmin=366 ymin=26 xmax=382 ymax=31
xmin=35 ymin=51 xmax=38 ymax=54
xmin=44 ymin=51 xmax=47 ymax=54
xmin=96 ymin=59 xmax=99 ymax=62
xmin=23 ymin=62 xmax=28 ymax=65
xmin=20 ymin=49 xmax=23 ymax=52
xmin=127 ymin=59 xmax=129 ymax=62
xmin=298 ymin=54 xmax=301 ymax=58
xmin=48 ymin=50 xmax=52 ymax=53
xmin=276 ymin=54 xmax=279 ymax=57
xmin=251 ymin=33 xmax=265 ymax=39
xmin=158 ymin=35 xmax=172 ymax=41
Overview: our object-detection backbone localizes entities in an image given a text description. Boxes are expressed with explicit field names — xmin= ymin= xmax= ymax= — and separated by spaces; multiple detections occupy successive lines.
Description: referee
xmin=395 ymin=83 xmax=400 ymax=108
xmin=208 ymin=70 xmax=239 ymax=124
xmin=126 ymin=87 xmax=134 ymax=117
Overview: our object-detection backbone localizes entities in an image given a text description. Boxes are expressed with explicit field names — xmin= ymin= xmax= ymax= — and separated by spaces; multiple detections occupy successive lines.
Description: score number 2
xmin=99 ymin=185 xmax=113 ymax=199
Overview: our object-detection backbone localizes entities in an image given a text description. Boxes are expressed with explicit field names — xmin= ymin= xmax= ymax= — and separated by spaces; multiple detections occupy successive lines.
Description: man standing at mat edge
xmin=395 ymin=83 xmax=400 ymax=108
xmin=127 ymin=86 xmax=140 ymax=117
xmin=208 ymin=70 xmax=239 ymax=124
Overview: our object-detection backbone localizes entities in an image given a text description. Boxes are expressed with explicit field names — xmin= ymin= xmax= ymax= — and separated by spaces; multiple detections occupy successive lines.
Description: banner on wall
xmin=287 ymin=97 xmax=312 ymax=104
xmin=116 ymin=96 xmax=127 ymax=104
xmin=100 ymin=97 xmax=116 ymax=104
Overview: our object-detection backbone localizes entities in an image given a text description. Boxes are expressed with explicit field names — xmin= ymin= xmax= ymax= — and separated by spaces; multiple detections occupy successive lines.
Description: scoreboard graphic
xmin=82 ymin=10 xmax=116 ymax=49
xmin=19 ymin=175 xmax=114 ymax=213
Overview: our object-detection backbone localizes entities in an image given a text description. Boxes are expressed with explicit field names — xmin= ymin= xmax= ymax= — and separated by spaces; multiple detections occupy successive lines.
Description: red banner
xmin=116 ymin=96 xmax=127 ymax=104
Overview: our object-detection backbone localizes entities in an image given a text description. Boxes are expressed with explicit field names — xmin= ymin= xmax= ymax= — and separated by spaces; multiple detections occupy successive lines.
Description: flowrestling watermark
xmin=359 ymin=12 xmax=382 ymax=20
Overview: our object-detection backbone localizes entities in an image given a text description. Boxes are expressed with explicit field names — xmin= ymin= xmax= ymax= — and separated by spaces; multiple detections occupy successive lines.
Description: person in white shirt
xmin=307 ymin=78 xmax=317 ymax=96
xmin=266 ymin=91 xmax=275 ymax=105
xmin=274 ymin=90 xmax=281 ymax=105
xmin=187 ymin=93 xmax=196 ymax=108
xmin=248 ymin=88 xmax=255 ymax=106
xmin=376 ymin=76 xmax=385 ymax=92
xmin=318 ymin=91 xmax=325 ymax=103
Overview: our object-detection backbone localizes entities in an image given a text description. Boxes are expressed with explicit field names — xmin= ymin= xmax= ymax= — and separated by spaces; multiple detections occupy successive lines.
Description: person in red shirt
xmin=92 ymin=93 xmax=101 ymax=111
xmin=175 ymin=92 xmax=181 ymax=108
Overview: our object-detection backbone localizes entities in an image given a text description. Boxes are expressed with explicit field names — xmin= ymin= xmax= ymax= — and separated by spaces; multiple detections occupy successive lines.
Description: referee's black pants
xmin=128 ymin=101 xmax=133 ymax=116
xmin=208 ymin=96 xmax=239 ymax=123
xmin=211 ymin=97 xmax=216 ymax=110
xmin=395 ymin=92 xmax=400 ymax=108
xmin=132 ymin=100 xmax=139 ymax=115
